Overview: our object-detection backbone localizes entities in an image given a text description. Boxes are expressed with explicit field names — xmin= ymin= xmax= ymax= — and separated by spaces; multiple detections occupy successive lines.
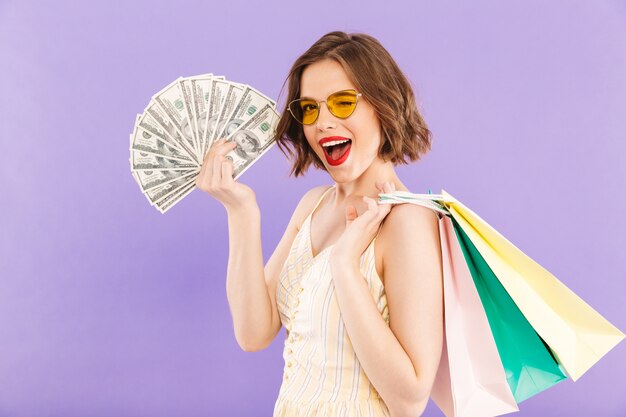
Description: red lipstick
xmin=318 ymin=136 xmax=352 ymax=166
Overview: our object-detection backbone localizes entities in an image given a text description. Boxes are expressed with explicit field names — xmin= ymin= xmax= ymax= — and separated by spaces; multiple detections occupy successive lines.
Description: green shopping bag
xmin=451 ymin=216 xmax=567 ymax=402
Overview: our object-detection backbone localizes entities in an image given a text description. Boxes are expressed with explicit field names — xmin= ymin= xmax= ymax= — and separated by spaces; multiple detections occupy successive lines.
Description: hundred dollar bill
xmin=144 ymin=171 xmax=197 ymax=206
xmin=144 ymin=100 xmax=198 ymax=164
xmin=209 ymin=81 xmax=245 ymax=145
xmin=136 ymin=111 xmax=196 ymax=162
xmin=190 ymin=75 xmax=225 ymax=159
xmin=131 ymin=172 xmax=140 ymax=187
xmin=156 ymin=180 xmax=196 ymax=214
xmin=130 ymin=122 xmax=194 ymax=163
xmin=177 ymin=77 xmax=201 ymax=158
xmin=224 ymin=103 xmax=279 ymax=179
xmin=151 ymin=79 xmax=199 ymax=161
xmin=202 ymin=78 xmax=231 ymax=153
xmin=133 ymin=168 xmax=198 ymax=192
xmin=189 ymin=75 xmax=213 ymax=161
xmin=130 ymin=150 xmax=198 ymax=171
xmin=214 ymin=84 xmax=275 ymax=144
xmin=129 ymin=113 xmax=194 ymax=190
xmin=130 ymin=119 xmax=141 ymax=187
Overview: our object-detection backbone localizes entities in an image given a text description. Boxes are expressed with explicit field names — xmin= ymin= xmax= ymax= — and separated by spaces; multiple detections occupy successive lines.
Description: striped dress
xmin=273 ymin=186 xmax=391 ymax=417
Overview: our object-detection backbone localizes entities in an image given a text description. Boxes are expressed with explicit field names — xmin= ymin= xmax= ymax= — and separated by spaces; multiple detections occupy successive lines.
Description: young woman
xmin=196 ymin=31 xmax=444 ymax=417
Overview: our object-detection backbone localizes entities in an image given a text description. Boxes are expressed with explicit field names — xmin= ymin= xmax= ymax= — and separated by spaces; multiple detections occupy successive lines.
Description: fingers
xmin=211 ymin=153 xmax=224 ymax=188
xmin=368 ymin=181 xmax=395 ymax=219
xmin=209 ymin=138 xmax=237 ymax=162
xmin=362 ymin=196 xmax=389 ymax=222
xmin=344 ymin=181 xmax=397 ymax=224
xmin=345 ymin=205 xmax=358 ymax=222
xmin=363 ymin=196 xmax=378 ymax=212
xmin=197 ymin=138 xmax=237 ymax=193
xmin=221 ymin=156 xmax=234 ymax=185
xmin=376 ymin=181 xmax=395 ymax=193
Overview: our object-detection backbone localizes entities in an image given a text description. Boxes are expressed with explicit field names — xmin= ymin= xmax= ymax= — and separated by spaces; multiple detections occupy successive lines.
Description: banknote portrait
xmin=232 ymin=130 xmax=261 ymax=159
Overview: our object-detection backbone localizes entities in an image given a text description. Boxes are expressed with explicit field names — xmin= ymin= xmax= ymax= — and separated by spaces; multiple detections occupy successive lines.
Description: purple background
xmin=1 ymin=0 xmax=625 ymax=416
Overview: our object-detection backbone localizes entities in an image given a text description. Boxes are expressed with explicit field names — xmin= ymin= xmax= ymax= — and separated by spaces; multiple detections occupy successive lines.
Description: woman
xmin=196 ymin=31 xmax=444 ymax=417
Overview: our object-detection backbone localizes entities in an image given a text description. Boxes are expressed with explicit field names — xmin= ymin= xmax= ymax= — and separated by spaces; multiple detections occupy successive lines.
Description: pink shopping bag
xmin=431 ymin=215 xmax=518 ymax=417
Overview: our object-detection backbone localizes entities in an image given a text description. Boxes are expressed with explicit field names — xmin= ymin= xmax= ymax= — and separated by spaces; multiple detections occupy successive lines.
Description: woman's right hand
xmin=195 ymin=138 xmax=257 ymax=214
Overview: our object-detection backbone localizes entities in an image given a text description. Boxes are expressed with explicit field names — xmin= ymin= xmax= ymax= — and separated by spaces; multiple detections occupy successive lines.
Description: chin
xmin=326 ymin=166 xmax=362 ymax=185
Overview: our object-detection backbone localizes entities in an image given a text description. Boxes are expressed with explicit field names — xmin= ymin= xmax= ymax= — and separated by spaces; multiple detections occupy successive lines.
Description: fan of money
xmin=129 ymin=74 xmax=279 ymax=213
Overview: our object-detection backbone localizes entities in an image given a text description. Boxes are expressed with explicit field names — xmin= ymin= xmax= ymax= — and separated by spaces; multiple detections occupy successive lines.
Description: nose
xmin=315 ymin=101 xmax=336 ymax=131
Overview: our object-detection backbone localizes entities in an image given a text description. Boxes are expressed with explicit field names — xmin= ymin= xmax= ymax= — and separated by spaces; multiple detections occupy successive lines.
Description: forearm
xmin=331 ymin=261 xmax=430 ymax=416
xmin=224 ymin=206 xmax=272 ymax=350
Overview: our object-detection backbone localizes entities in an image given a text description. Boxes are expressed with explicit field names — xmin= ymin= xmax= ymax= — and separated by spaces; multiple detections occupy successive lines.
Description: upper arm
xmin=262 ymin=185 xmax=332 ymax=346
xmin=380 ymin=203 xmax=444 ymax=396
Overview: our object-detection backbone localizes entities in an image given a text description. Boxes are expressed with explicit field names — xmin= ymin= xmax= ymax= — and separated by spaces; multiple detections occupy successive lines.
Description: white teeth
xmin=321 ymin=139 xmax=350 ymax=147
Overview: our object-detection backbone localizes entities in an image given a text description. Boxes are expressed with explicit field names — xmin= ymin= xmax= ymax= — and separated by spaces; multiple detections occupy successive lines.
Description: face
xmin=207 ymin=116 xmax=218 ymax=135
xmin=232 ymin=131 xmax=260 ymax=160
xmin=237 ymin=132 xmax=257 ymax=153
xmin=299 ymin=59 xmax=382 ymax=183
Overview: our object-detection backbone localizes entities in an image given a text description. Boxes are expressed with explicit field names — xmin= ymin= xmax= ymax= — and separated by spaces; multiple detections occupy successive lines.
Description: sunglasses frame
xmin=287 ymin=89 xmax=363 ymax=125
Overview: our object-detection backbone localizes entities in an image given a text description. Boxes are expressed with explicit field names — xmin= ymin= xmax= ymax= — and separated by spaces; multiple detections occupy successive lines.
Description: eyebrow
xmin=298 ymin=88 xmax=355 ymax=100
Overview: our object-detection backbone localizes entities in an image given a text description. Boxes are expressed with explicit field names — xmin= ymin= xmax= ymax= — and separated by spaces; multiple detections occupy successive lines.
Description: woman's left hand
xmin=330 ymin=181 xmax=396 ymax=270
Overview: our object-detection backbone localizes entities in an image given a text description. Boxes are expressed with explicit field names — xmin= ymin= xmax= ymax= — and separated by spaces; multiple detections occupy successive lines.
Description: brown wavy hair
xmin=274 ymin=31 xmax=433 ymax=177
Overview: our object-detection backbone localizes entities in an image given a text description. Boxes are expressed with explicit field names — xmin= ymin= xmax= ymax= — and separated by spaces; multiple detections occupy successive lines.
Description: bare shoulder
xmin=379 ymin=203 xmax=440 ymax=243
xmin=262 ymin=183 xmax=334 ymax=346
xmin=376 ymin=203 xmax=441 ymax=277
xmin=291 ymin=185 xmax=334 ymax=230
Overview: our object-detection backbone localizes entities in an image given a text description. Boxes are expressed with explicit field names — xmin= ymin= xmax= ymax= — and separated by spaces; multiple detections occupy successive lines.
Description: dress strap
xmin=308 ymin=185 xmax=335 ymax=218
xmin=373 ymin=222 xmax=384 ymax=240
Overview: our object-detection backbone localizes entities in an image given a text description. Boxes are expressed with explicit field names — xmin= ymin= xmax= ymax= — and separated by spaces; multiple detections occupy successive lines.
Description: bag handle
xmin=378 ymin=190 xmax=454 ymax=217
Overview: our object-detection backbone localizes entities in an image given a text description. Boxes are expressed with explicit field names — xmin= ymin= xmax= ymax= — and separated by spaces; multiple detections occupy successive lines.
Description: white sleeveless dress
xmin=273 ymin=186 xmax=391 ymax=417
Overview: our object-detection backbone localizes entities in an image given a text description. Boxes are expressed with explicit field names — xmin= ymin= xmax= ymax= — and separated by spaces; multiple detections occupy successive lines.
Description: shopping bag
xmin=451 ymin=215 xmax=567 ymax=401
xmin=431 ymin=214 xmax=519 ymax=417
xmin=442 ymin=189 xmax=625 ymax=381
xmin=379 ymin=193 xmax=567 ymax=403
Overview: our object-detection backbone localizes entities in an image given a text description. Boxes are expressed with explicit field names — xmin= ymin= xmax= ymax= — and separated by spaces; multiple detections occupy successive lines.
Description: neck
xmin=331 ymin=158 xmax=404 ymax=204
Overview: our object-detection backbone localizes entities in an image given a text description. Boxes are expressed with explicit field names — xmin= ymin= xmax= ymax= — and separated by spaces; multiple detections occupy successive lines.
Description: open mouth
xmin=321 ymin=138 xmax=352 ymax=166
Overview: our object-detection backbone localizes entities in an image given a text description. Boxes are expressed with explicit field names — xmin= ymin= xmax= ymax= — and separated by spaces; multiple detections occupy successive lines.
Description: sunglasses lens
xmin=289 ymin=99 xmax=319 ymax=125
xmin=289 ymin=91 xmax=359 ymax=124
xmin=327 ymin=90 xmax=358 ymax=118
